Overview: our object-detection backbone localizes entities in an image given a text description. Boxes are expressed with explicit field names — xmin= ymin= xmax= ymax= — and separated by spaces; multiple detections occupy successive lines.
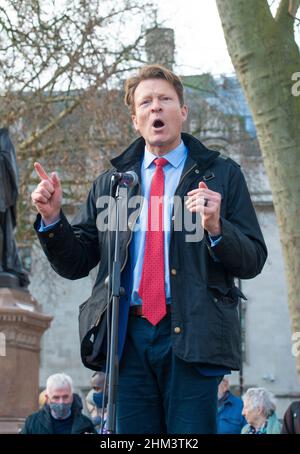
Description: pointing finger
xmin=34 ymin=162 xmax=50 ymax=181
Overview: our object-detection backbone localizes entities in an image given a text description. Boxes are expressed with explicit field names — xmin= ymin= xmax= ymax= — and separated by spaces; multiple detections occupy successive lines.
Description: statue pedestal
xmin=0 ymin=287 xmax=53 ymax=433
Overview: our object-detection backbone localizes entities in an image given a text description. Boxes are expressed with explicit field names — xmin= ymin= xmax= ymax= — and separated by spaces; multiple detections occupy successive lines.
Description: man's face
xmin=45 ymin=385 xmax=73 ymax=406
xmin=132 ymin=78 xmax=188 ymax=155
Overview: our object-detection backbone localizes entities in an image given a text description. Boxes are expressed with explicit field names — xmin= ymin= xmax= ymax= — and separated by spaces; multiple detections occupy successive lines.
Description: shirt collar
xmin=143 ymin=141 xmax=187 ymax=169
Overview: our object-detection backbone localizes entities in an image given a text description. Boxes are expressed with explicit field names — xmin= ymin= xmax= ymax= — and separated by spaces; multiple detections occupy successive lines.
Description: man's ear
xmin=132 ymin=115 xmax=139 ymax=132
xmin=44 ymin=393 xmax=50 ymax=404
xmin=181 ymin=104 xmax=188 ymax=122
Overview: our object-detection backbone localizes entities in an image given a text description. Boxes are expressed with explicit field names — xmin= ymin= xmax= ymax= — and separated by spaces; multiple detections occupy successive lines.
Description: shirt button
xmin=171 ymin=215 xmax=175 ymax=221
xmin=213 ymin=297 xmax=218 ymax=303
xmin=174 ymin=327 xmax=181 ymax=334
xmin=171 ymin=268 xmax=177 ymax=276
xmin=195 ymin=169 xmax=200 ymax=174
xmin=48 ymin=232 xmax=54 ymax=239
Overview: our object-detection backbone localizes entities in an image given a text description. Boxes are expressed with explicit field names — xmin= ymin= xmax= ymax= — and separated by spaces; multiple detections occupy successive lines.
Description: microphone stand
xmin=105 ymin=178 xmax=123 ymax=434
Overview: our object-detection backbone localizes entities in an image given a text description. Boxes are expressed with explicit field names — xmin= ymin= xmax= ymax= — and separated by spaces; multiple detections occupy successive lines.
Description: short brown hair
xmin=124 ymin=64 xmax=184 ymax=115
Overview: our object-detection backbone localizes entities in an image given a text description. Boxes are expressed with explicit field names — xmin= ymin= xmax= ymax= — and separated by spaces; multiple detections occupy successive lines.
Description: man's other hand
xmin=185 ymin=181 xmax=221 ymax=236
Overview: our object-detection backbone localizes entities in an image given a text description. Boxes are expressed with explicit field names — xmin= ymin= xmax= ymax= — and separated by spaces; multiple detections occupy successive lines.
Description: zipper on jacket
xmin=169 ymin=162 xmax=200 ymax=274
xmin=171 ymin=163 xmax=197 ymax=220
xmin=176 ymin=163 xmax=197 ymax=193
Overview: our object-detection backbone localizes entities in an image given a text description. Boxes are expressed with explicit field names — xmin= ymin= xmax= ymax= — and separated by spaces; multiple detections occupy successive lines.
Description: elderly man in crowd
xmin=21 ymin=373 xmax=96 ymax=434
xmin=241 ymin=387 xmax=281 ymax=434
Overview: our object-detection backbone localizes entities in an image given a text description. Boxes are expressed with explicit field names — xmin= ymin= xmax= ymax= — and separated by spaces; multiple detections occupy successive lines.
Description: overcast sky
xmin=156 ymin=0 xmax=234 ymax=75
xmin=155 ymin=0 xmax=298 ymax=76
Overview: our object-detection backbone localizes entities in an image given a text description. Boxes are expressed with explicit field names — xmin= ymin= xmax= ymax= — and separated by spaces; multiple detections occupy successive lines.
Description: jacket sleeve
xmin=19 ymin=416 xmax=31 ymax=434
xmin=34 ymin=180 xmax=101 ymax=280
xmin=281 ymin=404 xmax=293 ymax=434
xmin=206 ymin=161 xmax=267 ymax=279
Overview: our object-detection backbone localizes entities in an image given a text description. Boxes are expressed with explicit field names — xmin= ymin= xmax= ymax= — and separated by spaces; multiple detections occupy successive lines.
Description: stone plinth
xmin=0 ymin=287 xmax=52 ymax=433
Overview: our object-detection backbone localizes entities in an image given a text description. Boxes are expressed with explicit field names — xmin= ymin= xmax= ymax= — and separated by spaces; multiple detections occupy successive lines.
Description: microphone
xmin=112 ymin=171 xmax=138 ymax=188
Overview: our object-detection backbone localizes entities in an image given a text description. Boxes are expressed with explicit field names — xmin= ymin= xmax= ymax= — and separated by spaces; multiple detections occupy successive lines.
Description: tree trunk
xmin=216 ymin=0 xmax=300 ymax=377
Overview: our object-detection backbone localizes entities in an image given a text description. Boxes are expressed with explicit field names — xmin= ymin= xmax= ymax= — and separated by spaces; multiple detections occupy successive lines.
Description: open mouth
xmin=152 ymin=119 xmax=165 ymax=129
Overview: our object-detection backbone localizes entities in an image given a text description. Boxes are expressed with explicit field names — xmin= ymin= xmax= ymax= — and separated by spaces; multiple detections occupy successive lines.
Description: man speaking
xmin=31 ymin=64 xmax=267 ymax=434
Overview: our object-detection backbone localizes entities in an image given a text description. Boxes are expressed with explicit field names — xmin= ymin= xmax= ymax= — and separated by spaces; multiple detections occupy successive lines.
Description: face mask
xmin=49 ymin=402 xmax=72 ymax=419
xmin=93 ymin=392 xmax=105 ymax=408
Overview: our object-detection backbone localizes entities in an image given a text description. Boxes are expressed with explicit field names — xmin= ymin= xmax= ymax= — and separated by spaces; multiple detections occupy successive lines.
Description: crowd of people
xmin=19 ymin=372 xmax=299 ymax=435
xmin=217 ymin=378 xmax=300 ymax=434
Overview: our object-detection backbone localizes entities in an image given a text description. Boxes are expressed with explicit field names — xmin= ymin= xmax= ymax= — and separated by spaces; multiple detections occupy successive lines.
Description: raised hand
xmin=31 ymin=162 xmax=62 ymax=226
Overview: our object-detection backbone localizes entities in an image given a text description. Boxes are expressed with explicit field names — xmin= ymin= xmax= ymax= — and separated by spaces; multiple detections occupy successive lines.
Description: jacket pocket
xmin=208 ymin=284 xmax=242 ymax=367
xmin=208 ymin=284 xmax=246 ymax=306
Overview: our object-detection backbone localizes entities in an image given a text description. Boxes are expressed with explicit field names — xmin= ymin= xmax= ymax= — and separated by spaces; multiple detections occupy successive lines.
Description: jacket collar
xmin=110 ymin=133 xmax=220 ymax=173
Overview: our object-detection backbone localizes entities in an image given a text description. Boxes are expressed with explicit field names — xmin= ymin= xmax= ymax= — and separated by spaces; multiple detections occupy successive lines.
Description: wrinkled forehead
xmin=47 ymin=385 xmax=72 ymax=398
xmin=243 ymin=398 xmax=256 ymax=410
xmin=134 ymin=78 xmax=180 ymax=103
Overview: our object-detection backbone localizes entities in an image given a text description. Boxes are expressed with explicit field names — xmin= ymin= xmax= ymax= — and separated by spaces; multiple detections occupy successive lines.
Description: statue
xmin=0 ymin=128 xmax=29 ymax=288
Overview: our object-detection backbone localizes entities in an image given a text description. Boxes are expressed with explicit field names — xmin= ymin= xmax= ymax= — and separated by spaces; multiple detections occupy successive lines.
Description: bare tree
xmin=216 ymin=0 xmax=300 ymax=377
xmin=0 ymin=0 xmax=155 ymax=248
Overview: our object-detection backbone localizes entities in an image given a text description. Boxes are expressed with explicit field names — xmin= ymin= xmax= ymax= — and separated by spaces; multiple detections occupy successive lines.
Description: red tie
xmin=138 ymin=157 xmax=169 ymax=325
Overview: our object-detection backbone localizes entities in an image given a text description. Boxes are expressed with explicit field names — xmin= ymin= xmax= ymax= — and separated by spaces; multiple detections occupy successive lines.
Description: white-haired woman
xmin=241 ymin=388 xmax=282 ymax=434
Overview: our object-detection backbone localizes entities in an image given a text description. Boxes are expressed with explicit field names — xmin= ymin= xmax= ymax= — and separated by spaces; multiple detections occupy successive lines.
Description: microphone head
xmin=113 ymin=170 xmax=138 ymax=188
xmin=125 ymin=171 xmax=138 ymax=187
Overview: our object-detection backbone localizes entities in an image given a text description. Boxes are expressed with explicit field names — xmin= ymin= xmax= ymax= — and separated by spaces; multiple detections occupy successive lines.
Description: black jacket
xmin=35 ymin=133 xmax=267 ymax=371
xmin=281 ymin=401 xmax=300 ymax=434
xmin=20 ymin=394 xmax=96 ymax=434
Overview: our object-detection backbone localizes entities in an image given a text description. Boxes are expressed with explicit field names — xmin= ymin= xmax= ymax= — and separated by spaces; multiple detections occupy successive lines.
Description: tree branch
xmin=275 ymin=0 xmax=300 ymax=28
xmin=18 ymin=97 xmax=81 ymax=151
xmin=289 ymin=0 xmax=300 ymax=16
